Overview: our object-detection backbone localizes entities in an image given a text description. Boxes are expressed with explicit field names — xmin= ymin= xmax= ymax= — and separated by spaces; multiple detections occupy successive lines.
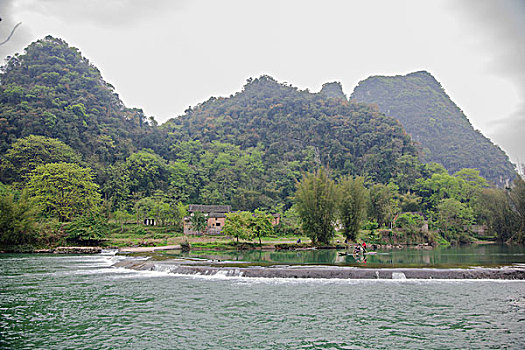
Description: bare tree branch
xmin=0 ymin=22 xmax=22 ymax=46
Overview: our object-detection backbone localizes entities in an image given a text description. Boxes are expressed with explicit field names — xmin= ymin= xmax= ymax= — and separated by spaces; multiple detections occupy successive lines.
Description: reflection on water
xmin=160 ymin=244 xmax=525 ymax=268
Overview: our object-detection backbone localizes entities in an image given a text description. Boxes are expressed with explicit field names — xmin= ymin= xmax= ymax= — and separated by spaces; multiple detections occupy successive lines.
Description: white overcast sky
xmin=1 ymin=0 xmax=524 ymax=166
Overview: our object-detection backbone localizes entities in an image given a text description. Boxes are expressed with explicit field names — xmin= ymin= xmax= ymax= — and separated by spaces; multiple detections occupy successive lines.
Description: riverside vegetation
xmin=0 ymin=36 xmax=524 ymax=251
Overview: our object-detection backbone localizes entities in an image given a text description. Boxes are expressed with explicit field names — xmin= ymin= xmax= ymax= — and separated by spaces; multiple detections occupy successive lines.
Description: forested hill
xmin=2 ymin=37 xmax=523 ymax=246
xmin=164 ymin=75 xmax=417 ymax=183
xmin=0 ymin=36 xmax=165 ymax=169
xmin=350 ymin=71 xmax=515 ymax=185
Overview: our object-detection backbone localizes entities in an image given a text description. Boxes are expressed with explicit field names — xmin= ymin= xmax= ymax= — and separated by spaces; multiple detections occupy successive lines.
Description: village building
xmin=271 ymin=213 xmax=280 ymax=226
xmin=143 ymin=218 xmax=156 ymax=226
xmin=183 ymin=204 xmax=232 ymax=235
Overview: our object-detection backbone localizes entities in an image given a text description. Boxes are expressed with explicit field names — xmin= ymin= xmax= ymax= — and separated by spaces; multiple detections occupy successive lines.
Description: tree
xmin=369 ymin=183 xmax=398 ymax=228
xmin=0 ymin=191 xmax=38 ymax=246
xmin=338 ymin=176 xmax=367 ymax=242
xmin=392 ymin=155 xmax=423 ymax=193
xmin=394 ymin=212 xmax=425 ymax=235
xmin=0 ymin=135 xmax=82 ymax=185
xmin=125 ymin=150 xmax=169 ymax=198
xmin=153 ymin=201 xmax=172 ymax=226
xmin=101 ymin=162 xmax=131 ymax=211
xmin=294 ymin=168 xmax=337 ymax=244
xmin=190 ymin=211 xmax=208 ymax=234
xmin=478 ymin=178 xmax=525 ymax=244
xmin=507 ymin=177 xmax=525 ymax=244
xmin=167 ymin=160 xmax=197 ymax=203
xmin=173 ymin=202 xmax=188 ymax=229
xmin=454 ymin=168 xmax=489 ymax=189
xmin=114 ymin=209 xmax=133 ymax=232
xmin=414 ymin=173 xmax=465 ymax=212
xmin=249 ymin=210 xmax=274 ymax=246
xmin=134 ymin=197 xmax=156 ymax=223
xmin=26 ymin=162 xmax=101 ymax=222
xmin=453 ymin=168 xmax=488 ymax=204
xmin=66 ymin=213 xmax=108 ymax=243
xmin=222 ymin=211 xmax=252 ymax=243
xmin=478 ymin=188 xmax=514 ymax=242
xmin=434 ymin=198 xmax=474 ymax=244
xmin=399 ymin=191 xmax=422 ymax=213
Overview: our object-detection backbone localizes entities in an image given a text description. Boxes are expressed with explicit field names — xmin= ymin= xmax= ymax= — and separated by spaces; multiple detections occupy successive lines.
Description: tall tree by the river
xmin=338 ymin=176 xmax=367 ymax=242
xmin=295 ymin=168 xmax=337 ymax=244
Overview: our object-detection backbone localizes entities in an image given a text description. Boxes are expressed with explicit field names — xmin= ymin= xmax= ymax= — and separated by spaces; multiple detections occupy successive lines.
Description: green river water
xmin=1 ymin=247 xmax=525 ymax=349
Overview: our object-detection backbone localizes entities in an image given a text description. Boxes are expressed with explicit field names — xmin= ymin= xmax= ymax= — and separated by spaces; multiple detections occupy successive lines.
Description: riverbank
xmin=33 ymin=246 xmax=103 ymax=254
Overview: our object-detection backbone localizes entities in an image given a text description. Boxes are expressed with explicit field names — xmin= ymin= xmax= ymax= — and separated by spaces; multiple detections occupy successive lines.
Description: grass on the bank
xmin=104 ymin=222 xmax=313 ymax=248
xmin=103 ymin=222 xmax=401 ymax=249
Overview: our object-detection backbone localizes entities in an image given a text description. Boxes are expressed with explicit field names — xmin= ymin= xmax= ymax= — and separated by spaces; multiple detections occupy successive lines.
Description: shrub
xmin=66 ymin=213 xmax=108 ymax=244
xmin=395 ymin=213 xmax=425 ymax=233
xmin=0 ymin=192 xmax=38 ymax=247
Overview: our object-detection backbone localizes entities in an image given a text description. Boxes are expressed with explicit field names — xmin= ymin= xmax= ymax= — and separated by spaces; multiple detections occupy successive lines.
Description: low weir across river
xmin=114 ymin=258 xmax=525 ymax=279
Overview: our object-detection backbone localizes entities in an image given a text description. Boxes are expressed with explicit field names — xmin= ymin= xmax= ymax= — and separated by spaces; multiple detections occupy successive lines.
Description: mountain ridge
xmin=350 ymin=70 xmax=515 ymax=185
xmin=0 ymin=36 xmax=515 ymax=199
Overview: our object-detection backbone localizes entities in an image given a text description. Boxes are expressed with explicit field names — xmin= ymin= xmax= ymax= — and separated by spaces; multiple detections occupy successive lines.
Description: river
xmin=1 ymin=252 xmax=524 ymax=349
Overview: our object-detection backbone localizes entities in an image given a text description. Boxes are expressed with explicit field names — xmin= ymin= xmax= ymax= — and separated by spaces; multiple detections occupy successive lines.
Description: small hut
xmin=183 ymin=205 xmax=231 ymax=235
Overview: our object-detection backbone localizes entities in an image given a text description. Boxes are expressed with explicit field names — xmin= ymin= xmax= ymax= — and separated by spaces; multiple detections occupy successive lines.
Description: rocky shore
xmin=34 ymin=247 xmax=103 ymax=254
xmin=113 ymin=259 xmax=525 ymax=280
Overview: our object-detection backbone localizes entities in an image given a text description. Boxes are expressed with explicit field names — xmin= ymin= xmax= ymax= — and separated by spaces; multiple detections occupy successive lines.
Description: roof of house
xmin=188 ymin=204 xmax=231 ymax=213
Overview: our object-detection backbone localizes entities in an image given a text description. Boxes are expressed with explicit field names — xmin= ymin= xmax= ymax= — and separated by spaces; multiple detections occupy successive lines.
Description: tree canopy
xmin=26 ymin=162 xmax=101 ymax=221
xmin=0 ymin=135 xmax=82 ymax=185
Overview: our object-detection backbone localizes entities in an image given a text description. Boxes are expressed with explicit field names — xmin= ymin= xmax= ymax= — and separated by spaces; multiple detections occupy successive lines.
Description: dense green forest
xmin=161 ymin=75 xmax=417 ymax=208
xmin=350 ymin=71 xmax=516 ymax=186
xmin=0 ymin=37 xmax=523 ymax=249
xmin=0 ymin=36 xmax=167 ymax=176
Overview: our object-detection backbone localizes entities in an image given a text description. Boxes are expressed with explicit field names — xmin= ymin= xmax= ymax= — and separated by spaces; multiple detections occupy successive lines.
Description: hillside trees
xmin=163 ymin=75 xmax=417 ymax=186
xmin=351 ymin=71 xmax=515 ymax=185
xmin=125 ymin=150 xmax=170 ymax=198
xmin=0 ymin=36 xmax=156 ymax=170
xmin=1 ymin=36 xmax=521 ymax=245
xmin=99 ymin=142 xmax=276 ymax=212
xmin=0 ymin=135 xmax=82 ymax=185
